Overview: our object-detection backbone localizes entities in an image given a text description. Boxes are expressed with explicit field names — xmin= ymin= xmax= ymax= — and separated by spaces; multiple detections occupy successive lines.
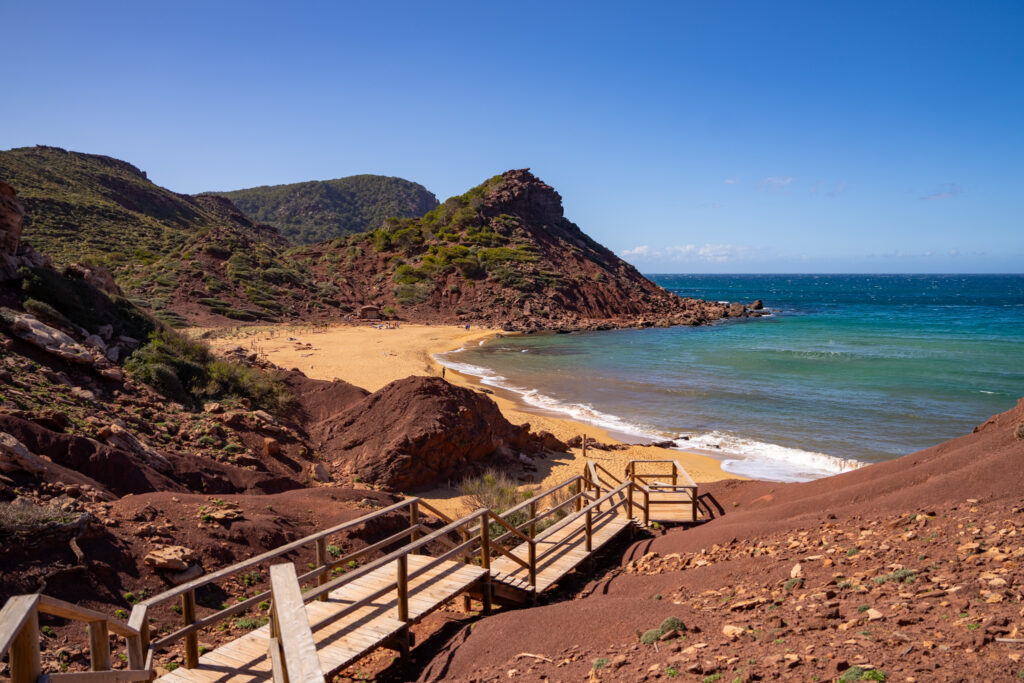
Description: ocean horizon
xmin=437 ymin=273 xmax=1024 ymax=482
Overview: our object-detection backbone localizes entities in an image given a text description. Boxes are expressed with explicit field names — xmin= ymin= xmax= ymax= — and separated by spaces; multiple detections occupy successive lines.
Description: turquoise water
xmin=438 ymin=275 xmax=1024 ymax=481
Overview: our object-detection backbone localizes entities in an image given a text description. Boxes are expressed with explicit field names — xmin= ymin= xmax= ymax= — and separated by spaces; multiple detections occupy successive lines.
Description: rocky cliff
xmin=296 ymin=169 xmax=755 ymax=330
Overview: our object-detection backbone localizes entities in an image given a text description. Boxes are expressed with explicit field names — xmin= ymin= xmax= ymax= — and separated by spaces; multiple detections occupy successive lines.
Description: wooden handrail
xmin=139 ymin=497 xmax=418 ymax=608
xmin=36 ymin=596 xmax=139 ymax=640
xmin=416 ymin=499 xmax=457 ymax=525
xmin=498 ymin=476 xmax=584 ymax=519
xmin=268 ymin=563 xmax=324 ymax=683
xmin=2 ymin=593 xmax=149 ymax=682
xmin=136 ymin=497 xmax=424 ymax=663
xmin=303 ymin=509 xmax=486 ymax=603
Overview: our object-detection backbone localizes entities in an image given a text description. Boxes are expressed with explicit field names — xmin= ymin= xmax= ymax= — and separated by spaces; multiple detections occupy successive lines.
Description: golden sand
xmin=206 ymin=322 xmax=743 ymax=516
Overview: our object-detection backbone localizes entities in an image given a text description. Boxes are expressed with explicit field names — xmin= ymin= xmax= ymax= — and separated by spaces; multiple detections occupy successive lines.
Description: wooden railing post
xmin=315 ymin=538 xmax=329 ymax=602
xmin=127 ymin=605 xmax=149 ymax=672
xmin=410 ymin=500 xmax=420 ymax=553
xmin=528 ymin=540 xmax=537 ymax=587
xmin=7 ymin=596 xmax=41 ymax=683
xmin=626 ymin=482 xmax=634 ymax=520
xmin=585 ymin=507 xmax=593 ymax=552
xmin=479 ymin=516 xmax=491 ymax=570
xmin=574 ymin=480 xmax=582 ymax=513
xmin=643 ymin=488 xmax=650 ymax=526
xmin=182 ymin=590 xmax=199 ymax=669
xmin=479 ymin=512 xmax=492 ymax=614
xmin=581 ymin=434 xmax=587 ymax=460
xmin=396 ymin=554 xmax=409 ymax=623
xmin=528 ymin=500 xmax=537 ymax=539
xmin=88 ymin=619 xmax=111 ymax=671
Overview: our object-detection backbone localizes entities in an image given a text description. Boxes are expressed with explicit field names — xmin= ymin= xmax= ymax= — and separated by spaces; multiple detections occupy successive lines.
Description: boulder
xmin=3 ymin=310 xmax=94 ymax=364
xmin=144 ymin=545 xmax=196 ymax=572
xmin=321 ymin=376 xmax=555 ymax=491
xmin=725 ymin=302 xmax=747 ymax=318
xmin=0 ymin=432 xmax=48 ymax=475
xmin=310 ymin=462 xmax=331 ymax=483
xmin=63 ymin=262 xmax=123 ymax=297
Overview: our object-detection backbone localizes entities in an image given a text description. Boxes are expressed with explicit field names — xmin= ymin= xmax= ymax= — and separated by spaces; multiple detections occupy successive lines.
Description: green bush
xmin=639 ymin=628 xmax=662 ymax=645
xmin=394 ymin=282 xmax=433 ymax=306
xmin=659 ymin=616 xmax=685 ymax=633
xmin=126 ymin=329 xmax=291 ymax=412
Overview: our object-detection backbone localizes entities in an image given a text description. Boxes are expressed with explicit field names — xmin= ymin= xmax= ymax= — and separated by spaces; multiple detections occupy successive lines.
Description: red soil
xmin=416 ymin=399 xmax=1024 ymax=682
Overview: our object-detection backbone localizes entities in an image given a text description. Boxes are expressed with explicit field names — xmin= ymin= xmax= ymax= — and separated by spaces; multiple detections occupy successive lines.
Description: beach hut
xmin=358 ymin=304 xmax=381 ymax=320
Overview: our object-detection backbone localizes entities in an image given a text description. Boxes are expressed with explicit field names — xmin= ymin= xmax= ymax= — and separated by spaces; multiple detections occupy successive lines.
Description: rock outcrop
xmin=296 ymin=169 xmax=760 ymax=331
xmin=318 ymin=376 xmax=563 ymax=491
xmin=0 ymin=181 xmax=25 ymax=281
xmin=2 ymin=310 xmax=94 ymax=363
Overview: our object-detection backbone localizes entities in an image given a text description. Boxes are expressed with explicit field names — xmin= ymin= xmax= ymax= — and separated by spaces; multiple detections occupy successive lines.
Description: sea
xmin=436 ymin=274 xmax=1024 ymax=482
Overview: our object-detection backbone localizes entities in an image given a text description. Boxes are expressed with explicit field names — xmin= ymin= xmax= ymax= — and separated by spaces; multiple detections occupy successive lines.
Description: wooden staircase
xmin=1 ymin=459 xmax=699 ymax=683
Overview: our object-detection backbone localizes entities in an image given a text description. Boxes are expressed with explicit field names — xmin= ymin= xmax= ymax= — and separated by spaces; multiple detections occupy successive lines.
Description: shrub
xmin=126 ymin=329 xmax=291 ymax=413
xmin=593 ymin=658 xmax=610 ymax=670
xmin=0 ymin=500 xmax=73 ymax=531
xmin=639 ymin=628 xmax=662 ymax=645
xmin=459 ymin=469 xmax=532 ymax=539
xmin=394 ymin=282 xmax=432 ymax=306
xmin=460 ymin=469 xmax=529 ymax=516
xmin=234 ymin=616 xmax=268 ymax=630
xmin=660 ymin=616 xmax=685 ymax=633
xmin=1016 ymin=423 xmax=1024 ymax=441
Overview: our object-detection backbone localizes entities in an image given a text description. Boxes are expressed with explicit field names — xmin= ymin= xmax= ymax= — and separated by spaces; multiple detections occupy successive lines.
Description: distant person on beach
xmin=442 ymin=367 xmax=446 ymax=379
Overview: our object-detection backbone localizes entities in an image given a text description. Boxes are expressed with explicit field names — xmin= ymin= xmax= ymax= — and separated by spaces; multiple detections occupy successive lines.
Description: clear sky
xmin=3 ymin=1 xmax=1022 ymax=273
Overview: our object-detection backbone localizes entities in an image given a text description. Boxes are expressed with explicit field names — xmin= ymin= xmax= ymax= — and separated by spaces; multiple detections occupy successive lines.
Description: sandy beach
xmin=205 ymin=322 xmax=743 ymax=516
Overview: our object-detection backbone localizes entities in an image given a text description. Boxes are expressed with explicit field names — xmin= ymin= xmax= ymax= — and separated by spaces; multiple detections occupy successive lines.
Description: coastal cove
xmin=437 ymin=274 xmax=1024 ymax=482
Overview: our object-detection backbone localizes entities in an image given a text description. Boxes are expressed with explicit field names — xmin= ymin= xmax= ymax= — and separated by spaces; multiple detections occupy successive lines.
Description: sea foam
xmin=434 ymin=350 xmax=865 ymax=483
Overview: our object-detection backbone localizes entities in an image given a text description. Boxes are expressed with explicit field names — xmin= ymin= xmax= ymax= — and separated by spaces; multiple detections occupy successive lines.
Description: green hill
xmin=206 ymin=175 xmax=438 ymax=245
xmin=0 ymin=146 xmax=318 ymax=325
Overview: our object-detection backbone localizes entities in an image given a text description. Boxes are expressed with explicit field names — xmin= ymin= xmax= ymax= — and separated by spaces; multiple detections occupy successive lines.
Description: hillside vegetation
xmin=0 ymin=146 xmax=319 ymax=326
xmin=293 ymin=169 xmax=732 ymax=330
xmin=2 ymin=148 xmax=736 ymax=329
xmin=206 ymin=175 xmax=438 ymax=245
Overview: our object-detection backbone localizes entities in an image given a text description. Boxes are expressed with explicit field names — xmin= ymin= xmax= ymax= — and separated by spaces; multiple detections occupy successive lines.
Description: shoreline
xmin=206 ymin=322 xmax=744 ymax=517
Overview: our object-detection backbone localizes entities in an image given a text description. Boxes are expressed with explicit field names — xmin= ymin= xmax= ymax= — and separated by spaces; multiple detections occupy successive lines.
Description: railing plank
xmin=139 ymin=498 xmax=416 ymax=608
xmin=269 ymin=563 xmax=324 ymax=683
xmin=0 ymin=594 xmax=40 ymax=658
xmin=2 ymin=594 xmax=40 ymax=683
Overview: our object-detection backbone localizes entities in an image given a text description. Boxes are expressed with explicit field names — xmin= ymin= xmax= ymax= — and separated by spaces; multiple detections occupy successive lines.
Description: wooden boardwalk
xmin=2 ymin=458 xmax=699 ymax=683
xmin=490 ymin=512 xmax=631 ymax=593
xmin=158 ymin=555 xmax=486 ymax=683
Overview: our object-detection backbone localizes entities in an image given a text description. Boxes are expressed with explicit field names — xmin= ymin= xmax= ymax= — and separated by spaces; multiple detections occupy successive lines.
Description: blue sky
xmin=3 ymin=1 xmax=1022 ymax=273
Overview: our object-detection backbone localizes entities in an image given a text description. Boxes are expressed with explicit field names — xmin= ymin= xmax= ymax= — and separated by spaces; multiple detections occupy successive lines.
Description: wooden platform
xmin=490 ymin=512 xmax=632 ymax=594
xmin=638 ymin=487 xmax=699 ymax=524
xmin=157 ymin=555 xmax=486 ymax=683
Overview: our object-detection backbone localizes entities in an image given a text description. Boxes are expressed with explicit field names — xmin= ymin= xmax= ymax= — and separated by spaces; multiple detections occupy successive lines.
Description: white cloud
xmin=620 ymin=243 xmax=762 ymax=263
xmin=723 ymin=178 xmax=739 ymax=184
xmin=621 ymin=245 xmax=651 ymax=257
xmin=760 ymin=175 xmax=794 ymax=187
xmin=921 ymin=183 xmax=962 ymax=201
